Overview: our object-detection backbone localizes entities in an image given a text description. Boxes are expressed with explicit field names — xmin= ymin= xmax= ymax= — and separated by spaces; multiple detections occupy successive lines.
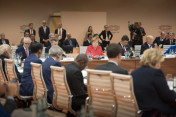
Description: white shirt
xmin=58 ymin=28 xmax=62 ymax=38
xmin=108 ymin=60 xmax=118 ymax=66
xmin=106 ymin=32 xmax=109 ymax=41
xmin=30 ymin=29 xmax=33 ymax=35
xmin=120 ymin=42 xmax=126 ymax=51
xmin=147 ymin=44 xmax=152 ymax=48
xmin=43 ymin=26 xmax=46 ymax=33
xmin=2 ymin=40 xmax=6 ymax=44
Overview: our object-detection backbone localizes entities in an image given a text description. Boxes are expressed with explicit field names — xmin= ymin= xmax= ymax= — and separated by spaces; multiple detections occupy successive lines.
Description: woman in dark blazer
xmin=131 ymin=48 xmax=176 ymax=116
xmin=20 ymin=42 xmax=43 ymax=96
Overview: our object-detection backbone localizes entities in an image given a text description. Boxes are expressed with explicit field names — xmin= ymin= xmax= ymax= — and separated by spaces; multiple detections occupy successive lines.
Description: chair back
xmin=0 ymin=59 xmax=6 ymax=82
xmin=134 ymin=45 xmax=141 ymax=57
xmin=163 ymin=45 xmax=171 ymax=53
xmin=50 ymin=66 xmax=73 ymax=112
xmin=111 ymin=73 xmax=139 ymax=117
xmin=86 ymin=69 xmax=116 ymax=117
xmin=73 ymin=48 xmax=80 ymax=54
xmin=80 ymin=46 xmax=88 ymax=54
xmin=31 ymin=62 xmax=47 ymax=101
xmin=4 ymin=59 xmax=18 ymax=82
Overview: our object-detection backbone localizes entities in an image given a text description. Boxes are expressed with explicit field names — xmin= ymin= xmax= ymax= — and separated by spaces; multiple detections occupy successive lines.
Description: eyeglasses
xmin=24 ymin=43 xmax=30 ymax=45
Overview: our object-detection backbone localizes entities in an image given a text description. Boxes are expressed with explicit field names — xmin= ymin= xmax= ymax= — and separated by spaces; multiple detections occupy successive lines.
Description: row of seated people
xmin=0 ymin=42 xmax=176 ymax=116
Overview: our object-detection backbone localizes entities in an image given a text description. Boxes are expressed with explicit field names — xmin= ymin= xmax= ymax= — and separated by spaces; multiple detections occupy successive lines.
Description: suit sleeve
xmin=54 ymin=62 xmax=61 ymax=67
xmin=140 ymin=45 xmax=145 ymax=55
xmin=75 ymin=39 xmax=79 ymax=47
xmin=69 ymin=71 xmax=87 ymax=96
xmin=99 ymin=31 xmax=103 ymax=41
xmin=54 ymin=29 xmax=57 ymax=34
xmin=109 ymin=31 xmax=113 ymax=40
xmin=153 ymin=70 xmax=176 ymax=103
xmin=142 ymin=28 xmax=146 ymax=36
xmin=3 ymin=99 xmax=17 ymax=114
xmin=39 ymin=27 xmax=43 ymax=42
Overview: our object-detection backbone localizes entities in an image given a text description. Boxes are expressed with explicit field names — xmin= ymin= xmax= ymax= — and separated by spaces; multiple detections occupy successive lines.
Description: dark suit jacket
xmin=39 ymin=26 xmax=50 ymax=43
xmin=54 ymin=28 xmax=66 ymax=42
xmin=42 ymin=57 xmax=61 ymax=104
xmin=24 ymin=29 xmax=36 ymax=36
xmin=65 ymin=62 xmax=87 ymax=111
xmin=83 ymin=40 xmax=91 ymax=46
xmin=0 ymin=39 xmax=9 ymax=45
xmin=153 ymin=36 xmax=165 ymax=46
xmin=0 ymin=55 xmax=21 ymax=82
xmin=99 ymin=30 xmax=113 ymax=41
xmin=95 ymin=62 xmax=128 ymax=75
xmin=16 ymin=46 xmax=31 ymax=60
xmin=63 ymin=38 xmax=79 ymax=48
xmin=131 ymin=66 xmax=176 ymax=114
xmin=164 ymin=39 xmax=176 ymax=45
xmin=140 ymin=42 xmax=154 ymax=55
xmin=118 ymin=42 xmax=133 ymax=56
xmin=0 ymin=105 xmax=10 ymax=117
xmin=20 ymin=54 xmax=42 ymax=96
xmin=1 ymin=98 xmax=17 ymax=114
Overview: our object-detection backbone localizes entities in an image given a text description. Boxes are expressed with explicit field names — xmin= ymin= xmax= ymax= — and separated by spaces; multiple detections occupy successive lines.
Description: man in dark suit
xmin=0 ymin=82 xmax=17 ymax=115
xmin=99 ymin=25 xmax=113 ymax=47
xmin=16 ymin=37 xmax=31 ymax=60
xmin=118 ymin=35 xmax=133 ymax=56
xmin=20 ymin=42 xmax=43 ymax=96
xmin=83 ymin=33 xmax=92 ymax=46
xmin=0 ymin=44 xmax=21 ymax=82
xmin=63 ymin=33 xmax=79 ymax=48
xmin=153 ymin=32 xmax=165 ymax=47
xmin=140 ymin=35 xmax=155 ymax=55
xmin=42 ymin=45 xmax=63 ymax=104
xmin=39 ymin=20 xmax=50 ymax=46
xmin=65 ymin=54 xmax=88 ymax=111
xmin=54 ymin=23 xmax=66 ymax=47
xmin=24 ymin=23 xmax=36 ymax=36
xmin=95 ymin=44 xmax=128 ymax=75
xmin=0 ymin=33 xmax=9 ymax=45
xmin=164 ymin=32 xmax=176 ymax=45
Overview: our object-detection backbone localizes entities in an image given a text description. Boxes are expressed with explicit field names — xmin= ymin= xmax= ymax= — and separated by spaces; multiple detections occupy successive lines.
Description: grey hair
xmin=0 ymin=44 xmax=10 ymax=56
xmin=23 ymin=37 xmax=31 ymax=42
xmin=1 ymin=33 xmax=5 ymax=36
xmin=49 ymin=45 xmax=63 ymax=57
xmin=49 ymin=33 xmax=54 ymax=37
xmin=50 ymin=37 xmax=58 ymax=44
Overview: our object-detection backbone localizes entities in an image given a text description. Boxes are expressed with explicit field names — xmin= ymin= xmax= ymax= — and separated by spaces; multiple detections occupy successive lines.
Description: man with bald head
xmin=54 ymin=23 xmax=66 ymax=47
xmin=65 ymin=54 xmax=88 ymax=111
xmin=39 ymin=20 xmax=50 ymax=46
xmin=153 ymin=32 xmax=166 ymax=47
xmin=63 ymin=33 xmax=79 ymax=48
xmin=0 ymin=33 xmax=9 ymax=45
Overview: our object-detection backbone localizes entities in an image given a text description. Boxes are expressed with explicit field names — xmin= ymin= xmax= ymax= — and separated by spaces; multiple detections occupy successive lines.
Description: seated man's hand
xmin=6 ymin=83 xmax=17 ymax=97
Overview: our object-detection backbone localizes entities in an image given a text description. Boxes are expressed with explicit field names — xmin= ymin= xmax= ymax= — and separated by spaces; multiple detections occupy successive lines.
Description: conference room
xmin=0 ymin=0 xmax=176 ymax=117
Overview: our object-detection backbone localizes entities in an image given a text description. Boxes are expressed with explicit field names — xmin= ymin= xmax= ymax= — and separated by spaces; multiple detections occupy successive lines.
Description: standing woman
xmin=84 ymin=26 xmax=94 ymax=41
xmin=131 ymin=48 xmax=176 ymax=116
xmin=20 ymin=42 xmax=43 ymax=97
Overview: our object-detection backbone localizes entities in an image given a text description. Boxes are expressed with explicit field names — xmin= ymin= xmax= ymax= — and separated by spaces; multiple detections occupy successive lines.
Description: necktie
xmin=59 ymin=29 xmax=61 ymax=36
xmin=123 ymin=46 xmax=126 ymax=52
xmin=26 ymin=48 xmax=29 ymax=57
xmin=69 ymin=40 xmax=73 ymax=46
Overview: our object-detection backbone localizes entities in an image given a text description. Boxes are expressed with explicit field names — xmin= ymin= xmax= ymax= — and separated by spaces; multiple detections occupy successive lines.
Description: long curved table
xmin=61 ymin=58 xmax=176 ymax=76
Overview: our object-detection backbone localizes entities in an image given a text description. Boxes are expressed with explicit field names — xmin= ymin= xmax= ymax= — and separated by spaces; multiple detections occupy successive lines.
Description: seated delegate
xmin=85 ymin=37 xmax=104 ymax=59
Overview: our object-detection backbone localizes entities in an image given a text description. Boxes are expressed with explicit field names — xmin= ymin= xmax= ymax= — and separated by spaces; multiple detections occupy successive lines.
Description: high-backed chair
xmin=134 ymin=45 xmax=141 ymax=57
xmin=0 ymin=59 xmax=7 ymax=82
xmin=4 ymin=59 xmax=32 ymax=105
xmin=73 ymin=47 xmax=80 ymax=54
xmin=111 ymin=73 xmax=139 ymax=117
xmin=50 ymin=66 xmax=74 ymax=113
xmin=31 ymin=62 xmax=47 ymax=101
xmin=86 ymin=69 xmax=117 ymax=117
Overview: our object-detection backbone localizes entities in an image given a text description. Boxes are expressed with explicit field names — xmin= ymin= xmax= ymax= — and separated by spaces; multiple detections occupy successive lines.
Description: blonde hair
xmin=91 ymin=37 xmax=99 ymax=43
xmin=146 ymin=35 xmax=154 ymax=41
xmin=140 ymin=48 xmax=164 ymax=68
